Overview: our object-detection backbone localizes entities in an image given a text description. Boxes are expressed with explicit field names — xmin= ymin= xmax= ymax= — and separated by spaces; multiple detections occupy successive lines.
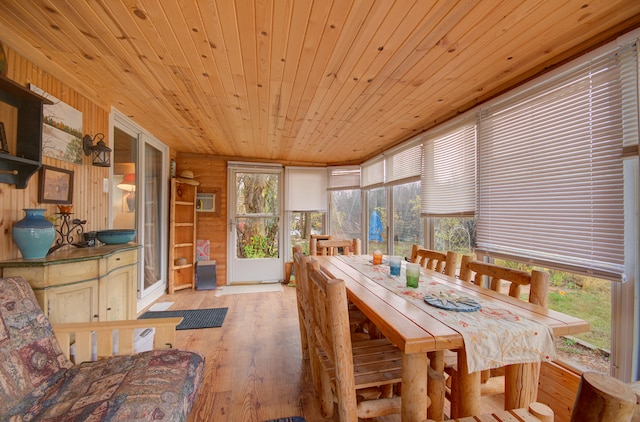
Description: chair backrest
xmin=0 ymin=277 xmax=72 ymax=415
xmin=306 ymin=259 xmax=358 ymax=420
xmin=458 ymin=254 xmax=549 ymax=306
xmin=311 ymin=238 xmax=361 ymax=256
xmin=410 ymin=244 xmax=457 ymax=277
xmin=309 ymin=234 xmax=331 ymax=255
xmin=292 ymin=244 xmax=313 ymax=340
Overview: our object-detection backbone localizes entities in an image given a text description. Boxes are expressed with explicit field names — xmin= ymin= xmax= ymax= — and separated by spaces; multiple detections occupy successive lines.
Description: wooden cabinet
xmin=0 ymin=74 xmax=52 ymax=189
xmin=168 ymin=178 xmax=197 ymax=293
xmin=36 ymin=279 xmax=99 ymax=324
xmin=99 ymin=249 xmax=138 ymax=321
xmin=0 ymin=245 xmax=140 ymax=323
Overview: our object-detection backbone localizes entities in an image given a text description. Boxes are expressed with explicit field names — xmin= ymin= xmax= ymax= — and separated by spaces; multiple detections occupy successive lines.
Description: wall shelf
xmin=168 ymin=178 xmax=197 ymax=294
xmin=0 ymin=74 xmax=52 ymax=189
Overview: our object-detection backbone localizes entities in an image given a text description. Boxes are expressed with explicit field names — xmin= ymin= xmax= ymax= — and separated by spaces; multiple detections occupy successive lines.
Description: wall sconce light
xmin=83 ymin=133 xmax=112 ymax=167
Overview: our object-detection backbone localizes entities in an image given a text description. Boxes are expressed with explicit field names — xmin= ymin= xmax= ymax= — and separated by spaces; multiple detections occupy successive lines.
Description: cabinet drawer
xmin=3 ymin=260 xmax=99 ymax=288
xmin=106 ymin=250 xmax=138 ymax=271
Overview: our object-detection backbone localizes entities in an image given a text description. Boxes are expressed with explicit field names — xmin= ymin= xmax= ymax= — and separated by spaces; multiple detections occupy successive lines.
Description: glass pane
xmin=330 ymin=189 xmax=361 ymax=240
xmin=143 ymin=143 xmax=162 ymax=289
xmin=235 ymin=173 xmax=279 ymax=215
xmin=392 ymin=181 xmax=423 ymax=259
xmin=290 ymin=211 xmax=324 ymax=254
xmin=433 ymin=217 xmax=476 ymax=256
xmin=111 ymin=128 xmax=137 ymax=229
xmin=494 ymin=258 xmax=611 ymax=375
xmin=367 ymin=188 xmax=386 ymax=253
xmin=236 ymin=217 xmax=279 ymax=259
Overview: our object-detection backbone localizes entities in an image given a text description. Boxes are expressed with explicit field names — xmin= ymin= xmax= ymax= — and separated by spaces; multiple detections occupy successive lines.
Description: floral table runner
xmin=338 ymin=255 xmax=556 ymax=373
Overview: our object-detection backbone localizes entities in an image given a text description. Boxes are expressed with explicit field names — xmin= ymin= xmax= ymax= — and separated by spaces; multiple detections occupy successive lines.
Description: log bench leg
xmin=427 ymin=350 xmax=445 ymax=421
xmin=570 ymin=371 xmax=636 ymax=422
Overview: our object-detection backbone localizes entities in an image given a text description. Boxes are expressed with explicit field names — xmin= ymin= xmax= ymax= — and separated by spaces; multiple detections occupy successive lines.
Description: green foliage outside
xmin=494 ymin=258 xmax=611 ymax=350
xmin=235 ymin=173 xmax=279 ymax=259
xmin=244 ymin=234 xmax=277 ymax=258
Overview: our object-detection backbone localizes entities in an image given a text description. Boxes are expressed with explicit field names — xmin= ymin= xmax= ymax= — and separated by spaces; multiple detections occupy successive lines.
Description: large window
xmin=289 ymin=211 xmax=324 ymax=254
xmin=357 ymin=35 xmax=639 ymax=380
xmin=392 ymin=181 xmax=422 ymax=258
xmin=330 ymin=189 xmax=361 ymax=240
xmin=328 ymin=166 xmax=362 ymax=245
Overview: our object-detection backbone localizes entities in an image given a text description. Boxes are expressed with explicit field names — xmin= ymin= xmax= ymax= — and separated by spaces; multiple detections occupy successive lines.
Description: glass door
xmin=228 ymin=164 xmax=283 ymax=283
xmin=140 ymin=138 xmax=164 ymax=294
xmin=112 ymin=110 xmax=168 ymax=309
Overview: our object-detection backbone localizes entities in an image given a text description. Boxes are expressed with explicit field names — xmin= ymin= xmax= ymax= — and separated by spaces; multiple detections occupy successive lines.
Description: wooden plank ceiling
xmin=1 ymin=1 xmax=639 ymax=166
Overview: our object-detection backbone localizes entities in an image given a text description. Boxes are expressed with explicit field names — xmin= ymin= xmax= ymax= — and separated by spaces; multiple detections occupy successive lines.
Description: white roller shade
xmin=328 ymin=166 xmax=361 ymax=190
xmin=285 ymin=167 xmax=327 ymax=211
xmin=475 ymin=42 xmax=636 ymax=281
xmin=385 ymin=142 xmax=422 ymax=185
xmin=360 ymin=157 xmax=384 ymax=189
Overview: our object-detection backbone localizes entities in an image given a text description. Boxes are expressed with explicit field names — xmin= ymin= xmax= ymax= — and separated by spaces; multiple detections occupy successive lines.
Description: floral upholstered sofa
xmin=0 ymin=276 xmax=205 ymax=421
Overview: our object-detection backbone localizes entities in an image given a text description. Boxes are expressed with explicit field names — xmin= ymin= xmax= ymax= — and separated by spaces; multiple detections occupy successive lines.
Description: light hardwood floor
xmin=152 ymin=284 xmax=501 ymax=422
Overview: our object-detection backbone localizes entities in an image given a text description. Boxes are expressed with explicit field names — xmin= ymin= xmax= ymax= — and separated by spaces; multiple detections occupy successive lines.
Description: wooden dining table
xmin=315 ymin=254 xmax=590 ymax=422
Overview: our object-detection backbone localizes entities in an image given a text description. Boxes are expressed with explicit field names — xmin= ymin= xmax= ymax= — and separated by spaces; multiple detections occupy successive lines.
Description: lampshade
xmin=117 ymin=173 xmax=136 ymax=191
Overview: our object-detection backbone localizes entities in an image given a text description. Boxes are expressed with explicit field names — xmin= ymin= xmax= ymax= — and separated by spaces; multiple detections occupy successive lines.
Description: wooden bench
xmin=424 ymin=402 xmax=554 ymax=422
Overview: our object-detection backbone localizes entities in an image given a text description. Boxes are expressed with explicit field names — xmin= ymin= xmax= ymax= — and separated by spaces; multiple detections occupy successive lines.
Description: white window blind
xmin=385 ymin=142 xmax=423 ymax=185
xmin=475 ymin=42 xmax=636 ymax=281
xmin=421 ymin=118 xmax=476 ymax=216
xmin=360 ymin=157 xmax=384 ymax=189
xmin=328 ymin=166 xmax=360 ymax=190
xmin=285 ymin=167 xmax=327 ymax=211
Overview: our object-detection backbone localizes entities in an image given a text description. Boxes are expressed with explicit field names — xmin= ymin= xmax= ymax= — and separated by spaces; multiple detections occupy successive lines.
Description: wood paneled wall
xmin=0 ymin=45 xmax=110 ymax=261
xmin=175 ymin=153 xmax=228 ymax=286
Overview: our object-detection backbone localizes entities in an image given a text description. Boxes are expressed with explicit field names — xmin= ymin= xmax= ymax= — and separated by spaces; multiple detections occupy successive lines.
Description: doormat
xmin=148 ymin=301 xmax=174 ymax=312
xmin=138 ymin=308 xmax=228 ymax=330
xmin=263 ymin=418 xmax=305 ymax=422
xmin=214 ymin=283 xmax=283 ymax=297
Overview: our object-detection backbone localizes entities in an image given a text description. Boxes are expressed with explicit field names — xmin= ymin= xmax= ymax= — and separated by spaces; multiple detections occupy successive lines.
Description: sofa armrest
xmin=52 ymin=317 xmax=183 ymax=363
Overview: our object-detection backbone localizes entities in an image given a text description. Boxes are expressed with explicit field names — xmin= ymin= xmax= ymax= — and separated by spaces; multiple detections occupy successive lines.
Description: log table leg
xmin=402 ymin=352 xmax=429 ymax=422
xmin=452 ymin=347 xmax=481 ymax=417
xmin=505 ymin=362 xmax=540 ymax=410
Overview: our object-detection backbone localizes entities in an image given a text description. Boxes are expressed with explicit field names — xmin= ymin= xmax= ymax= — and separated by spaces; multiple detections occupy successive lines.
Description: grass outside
xmin=546 ymin=278 xmax=611 ymax=350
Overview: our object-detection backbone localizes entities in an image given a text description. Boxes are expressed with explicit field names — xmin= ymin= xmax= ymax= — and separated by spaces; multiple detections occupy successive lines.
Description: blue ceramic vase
xmin=12 ymin=209 xmax=56 ymax=259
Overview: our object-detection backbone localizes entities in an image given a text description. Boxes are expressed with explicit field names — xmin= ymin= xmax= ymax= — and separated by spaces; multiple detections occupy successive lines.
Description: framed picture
xmin=38 ymin=165 xmax=73 ymax=204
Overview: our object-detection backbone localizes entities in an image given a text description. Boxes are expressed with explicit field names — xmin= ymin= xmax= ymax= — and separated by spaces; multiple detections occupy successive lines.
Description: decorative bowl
xmin=96 ymin=229 xmax=136 ymax=245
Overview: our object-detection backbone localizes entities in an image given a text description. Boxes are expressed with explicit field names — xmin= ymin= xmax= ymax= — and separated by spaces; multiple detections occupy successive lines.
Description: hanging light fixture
xmin=83 ymin=133 xmax=112 ymax=167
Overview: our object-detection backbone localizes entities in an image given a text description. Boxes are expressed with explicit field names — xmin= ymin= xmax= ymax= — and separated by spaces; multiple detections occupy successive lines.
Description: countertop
xmin=0 ymin=243 xmax=141 ymax=267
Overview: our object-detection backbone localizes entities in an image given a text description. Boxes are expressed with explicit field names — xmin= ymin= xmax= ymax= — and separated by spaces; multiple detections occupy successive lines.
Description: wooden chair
xmin=292 ymin=244 xmax=312 ymax=360
xmin=310 ymin=237 xmax=361 ymax=256
xmin=309 ymin=234 xmax=331 ymax=256
xmin=308 ymin=238 xmax=371 ymax=337
xmin=445 ymin=254 xmax=550 ymax=417
xmin=408 ymin=245 xmax=457 ymax=419
xmin=428 ymin=371 xmax=637 ymax=422
xmin=306 ymin=258 xmax=408 ymax=421
xmin=410 ymin=244 xmax=457 ymax=277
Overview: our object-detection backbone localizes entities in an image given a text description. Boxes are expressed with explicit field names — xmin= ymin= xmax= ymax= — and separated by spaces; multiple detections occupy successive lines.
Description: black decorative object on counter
xmin=48 ymin=211 xmax=87 ymax=254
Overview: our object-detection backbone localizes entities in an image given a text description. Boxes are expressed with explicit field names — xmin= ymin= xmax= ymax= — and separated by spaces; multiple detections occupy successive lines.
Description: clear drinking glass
xmin=372 ymin=249 xmax=383 ymax=265
xmin=389 ymin=256 xmax=401 ymax=276
xmin=406 ymin=263 xmax=420 ymax=288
